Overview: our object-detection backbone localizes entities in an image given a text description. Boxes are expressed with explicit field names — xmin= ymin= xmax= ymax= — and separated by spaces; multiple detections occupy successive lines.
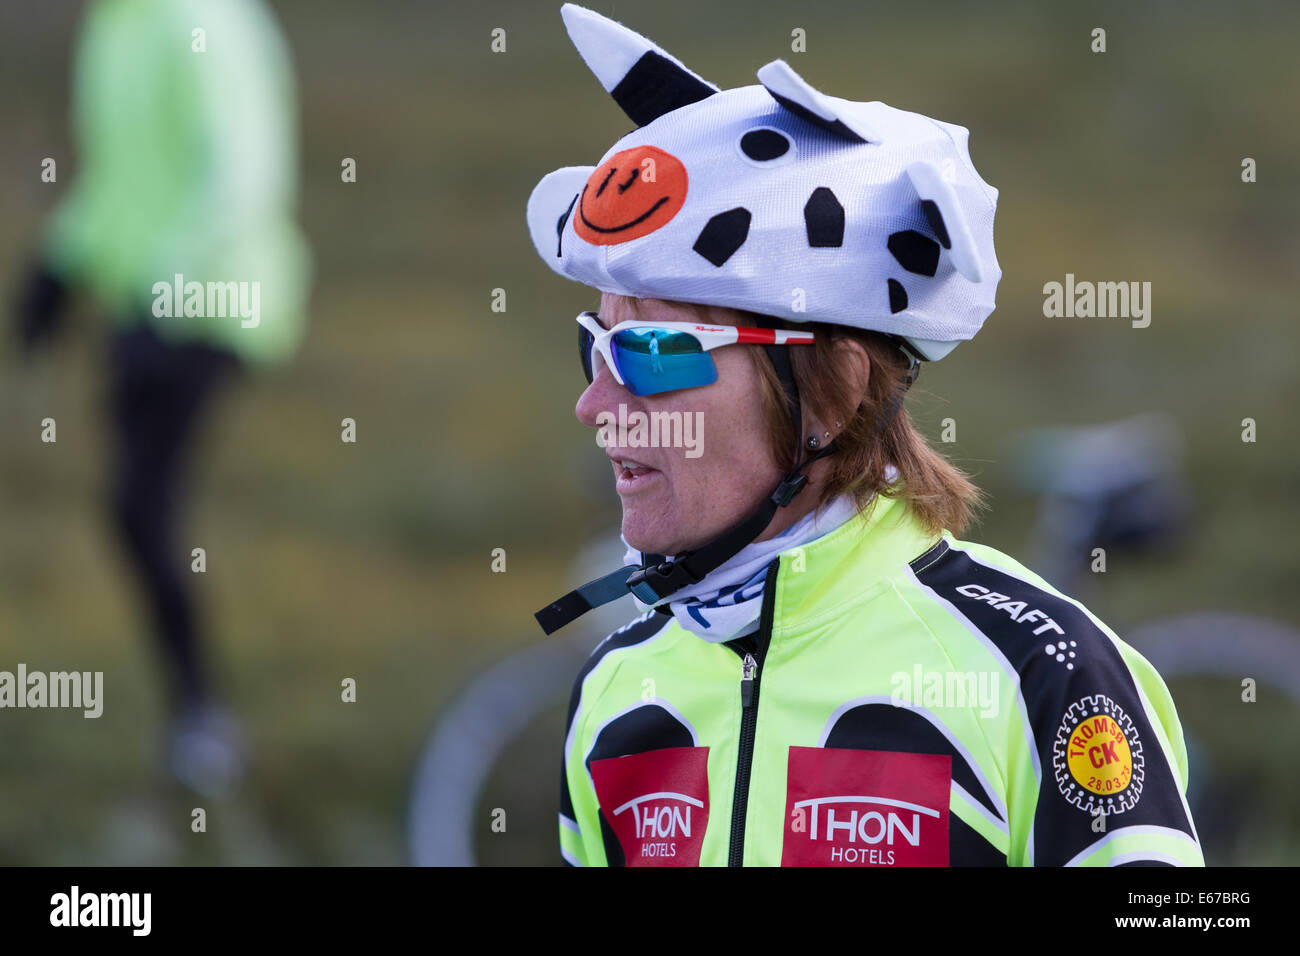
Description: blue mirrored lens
xmin=610 ymin=328 xmax=717 ymax=396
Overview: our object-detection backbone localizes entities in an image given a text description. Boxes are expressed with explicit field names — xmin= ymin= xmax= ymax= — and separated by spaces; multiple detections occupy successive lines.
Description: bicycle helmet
xmin=527 ymin=3 xmax=1001 ymax=361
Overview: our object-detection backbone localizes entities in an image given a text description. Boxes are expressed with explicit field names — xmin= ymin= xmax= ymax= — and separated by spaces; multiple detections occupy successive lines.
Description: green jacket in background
xmin=44 ymin=0 xmax=311 ymax=365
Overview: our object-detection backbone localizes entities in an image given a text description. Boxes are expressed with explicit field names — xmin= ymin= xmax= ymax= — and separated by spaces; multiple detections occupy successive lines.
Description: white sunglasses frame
xmin=576 ymin=310 xmax=815 ymax=392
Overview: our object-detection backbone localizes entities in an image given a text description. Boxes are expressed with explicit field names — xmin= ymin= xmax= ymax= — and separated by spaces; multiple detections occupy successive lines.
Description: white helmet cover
xmin=527 ymin=4 xmax=1001 ymax=361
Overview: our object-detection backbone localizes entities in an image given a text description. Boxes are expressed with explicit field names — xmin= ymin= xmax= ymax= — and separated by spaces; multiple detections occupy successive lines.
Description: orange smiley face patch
xmin=574 ymin=145 xmax=688 ymax=245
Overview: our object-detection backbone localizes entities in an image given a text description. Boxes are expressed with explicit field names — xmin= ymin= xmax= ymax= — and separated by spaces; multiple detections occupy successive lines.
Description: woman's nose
xmin=575 ymin=354 xmax=629 ymax=428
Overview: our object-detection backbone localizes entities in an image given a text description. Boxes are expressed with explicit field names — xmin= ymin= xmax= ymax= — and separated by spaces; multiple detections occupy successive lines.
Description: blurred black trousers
xmin=107 ymin=324 xmax=240 ymax=713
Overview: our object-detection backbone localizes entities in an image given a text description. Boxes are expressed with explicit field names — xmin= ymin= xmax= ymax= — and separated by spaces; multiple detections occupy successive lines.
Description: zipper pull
xmin=740 ymin=652 xmax=757 ymax=708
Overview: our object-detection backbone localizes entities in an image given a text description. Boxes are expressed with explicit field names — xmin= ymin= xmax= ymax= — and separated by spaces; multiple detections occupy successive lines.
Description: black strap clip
xmin=770 ymin=473 xmax=808 ymax=508
xmin=625 ymin=559 xmax=703 ymax=604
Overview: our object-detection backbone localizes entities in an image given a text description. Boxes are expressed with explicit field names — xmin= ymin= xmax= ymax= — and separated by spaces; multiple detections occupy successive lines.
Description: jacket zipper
xmin=726 ymin=559 xmax=780 ymax=867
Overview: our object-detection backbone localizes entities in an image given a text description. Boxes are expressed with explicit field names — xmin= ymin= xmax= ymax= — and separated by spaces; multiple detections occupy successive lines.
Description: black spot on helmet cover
xmin=739 ymin=128 xmax=791 ymax=161
xmin=804 ymin=187 xmax=844 ymax=248
xmin=888 ymin=230 xmax=940 ymax=277
xmin=556 ymin=193 xmax=578 ymax=257
xmin=693 ymin=207 xmax=752 ymax=267
xmin=920 ymin=199 xmax=951 ymax=249
xmin=888 ymin=278 xmax=908 ymax=313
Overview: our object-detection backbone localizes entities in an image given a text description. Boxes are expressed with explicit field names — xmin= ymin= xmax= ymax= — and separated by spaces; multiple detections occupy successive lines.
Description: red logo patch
xmin=782 ymin=748 xmax=951 ymax=867
xmin=590 ymin=747 xmax=710 ymax=866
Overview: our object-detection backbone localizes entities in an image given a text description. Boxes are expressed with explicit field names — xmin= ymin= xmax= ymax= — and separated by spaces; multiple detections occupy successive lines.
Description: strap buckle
xmin=625 ymin=559 xmax=702 ymax=603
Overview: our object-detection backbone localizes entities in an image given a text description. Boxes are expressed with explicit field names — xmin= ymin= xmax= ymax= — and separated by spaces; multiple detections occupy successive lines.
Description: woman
xmin=528 ymin=5 xmax=1202 ymax=866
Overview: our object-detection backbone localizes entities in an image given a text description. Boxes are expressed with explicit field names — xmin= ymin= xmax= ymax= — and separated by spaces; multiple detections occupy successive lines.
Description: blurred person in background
xmin=529 ymin=6 xmax=1202 ymax=866
xmin=11 ymin=0 xmax=311 ymax=795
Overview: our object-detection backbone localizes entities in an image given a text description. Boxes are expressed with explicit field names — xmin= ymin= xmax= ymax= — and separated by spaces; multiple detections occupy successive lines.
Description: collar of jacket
xmin=765 ymin=493 xmax=942 ymax=644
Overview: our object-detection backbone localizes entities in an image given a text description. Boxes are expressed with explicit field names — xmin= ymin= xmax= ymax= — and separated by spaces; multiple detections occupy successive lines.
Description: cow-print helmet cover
xmin=527 ymin=4 xmax=1001 ymax=362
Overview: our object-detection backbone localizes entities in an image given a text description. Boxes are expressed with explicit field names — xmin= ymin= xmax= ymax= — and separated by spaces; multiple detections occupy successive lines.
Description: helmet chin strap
xmin=534 ymin=330 xmax=918 ymax=636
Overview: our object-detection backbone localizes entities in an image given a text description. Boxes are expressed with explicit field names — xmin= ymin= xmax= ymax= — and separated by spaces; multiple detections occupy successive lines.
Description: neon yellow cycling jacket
xmin=43 ymin=0 xmax=310 ymax=365
xmin=559 ymin=494 xmax=1204 ymax=866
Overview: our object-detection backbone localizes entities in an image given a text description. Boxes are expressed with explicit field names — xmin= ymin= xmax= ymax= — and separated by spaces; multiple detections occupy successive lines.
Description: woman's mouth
xmin=611 ymin=455 xmax=660 ymax=494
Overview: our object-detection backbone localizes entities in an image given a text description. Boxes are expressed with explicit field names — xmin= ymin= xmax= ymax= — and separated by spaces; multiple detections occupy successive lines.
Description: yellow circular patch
xmin=1065 ymin=713 xmax=1132 ymax=795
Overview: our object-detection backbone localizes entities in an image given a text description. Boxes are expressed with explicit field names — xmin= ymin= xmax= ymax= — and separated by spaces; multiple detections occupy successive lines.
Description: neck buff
xmin=621 ymin=492 xmax=864 ymax=643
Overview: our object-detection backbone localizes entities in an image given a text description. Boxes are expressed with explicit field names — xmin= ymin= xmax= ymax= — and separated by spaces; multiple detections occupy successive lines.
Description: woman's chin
xmin=621 ymin=514 xmax=680 ymax=557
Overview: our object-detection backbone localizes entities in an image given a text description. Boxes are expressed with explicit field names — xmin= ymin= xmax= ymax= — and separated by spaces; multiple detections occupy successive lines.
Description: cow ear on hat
xmin=757 ymin=59 xmax=883 ymax=143
xmin=561 ymin=3 xmax=718 ymax=126
xmin=904 ymin=160 xmax=984 ymax=283
xmin=526 ymin=166 xmax=594 ymax=272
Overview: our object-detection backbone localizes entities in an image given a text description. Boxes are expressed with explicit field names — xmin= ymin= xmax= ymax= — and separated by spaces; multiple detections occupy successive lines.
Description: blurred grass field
xmin=1 ymin=0 xmax=1298 ymax=865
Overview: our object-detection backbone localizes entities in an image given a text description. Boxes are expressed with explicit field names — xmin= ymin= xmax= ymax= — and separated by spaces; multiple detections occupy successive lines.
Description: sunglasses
xmin=577 ymin=311 xmax=815 ymax=397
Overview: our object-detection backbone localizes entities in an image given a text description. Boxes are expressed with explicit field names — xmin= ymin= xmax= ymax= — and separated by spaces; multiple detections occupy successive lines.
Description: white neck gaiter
xmin=621 ymin=493 xmax=862 ymax=643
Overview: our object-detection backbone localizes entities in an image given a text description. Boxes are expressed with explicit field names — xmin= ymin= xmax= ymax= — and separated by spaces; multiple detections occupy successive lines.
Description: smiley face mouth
xmin=577 ymin=176 xmax=671 ymax=234
xmin=572 ymin=146 xmax=688 ymax=246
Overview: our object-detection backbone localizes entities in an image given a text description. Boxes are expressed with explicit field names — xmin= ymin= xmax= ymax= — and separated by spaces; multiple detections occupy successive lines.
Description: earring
xmin=808 ymin=419 xmax=843 ymax=451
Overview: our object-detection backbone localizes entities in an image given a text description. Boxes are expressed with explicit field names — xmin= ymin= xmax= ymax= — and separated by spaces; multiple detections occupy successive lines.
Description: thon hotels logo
xmin=589 ymin=746 xmax=709 ymax=866
xmin=782 ymin=748 xmax=951 ymax=866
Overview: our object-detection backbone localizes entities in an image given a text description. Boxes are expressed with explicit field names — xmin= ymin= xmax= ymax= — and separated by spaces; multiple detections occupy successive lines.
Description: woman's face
xmin=574 ymin=293 xmax=789 ymax=556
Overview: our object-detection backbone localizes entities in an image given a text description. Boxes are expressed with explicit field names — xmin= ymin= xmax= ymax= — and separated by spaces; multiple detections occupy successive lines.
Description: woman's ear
xmin=799 ymin=335 xmax=872 ymax=444
xmin=800 ymin=337 xmax=871 ymax=446
xmin=833 ymin=335 xmax=872 ymax=409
